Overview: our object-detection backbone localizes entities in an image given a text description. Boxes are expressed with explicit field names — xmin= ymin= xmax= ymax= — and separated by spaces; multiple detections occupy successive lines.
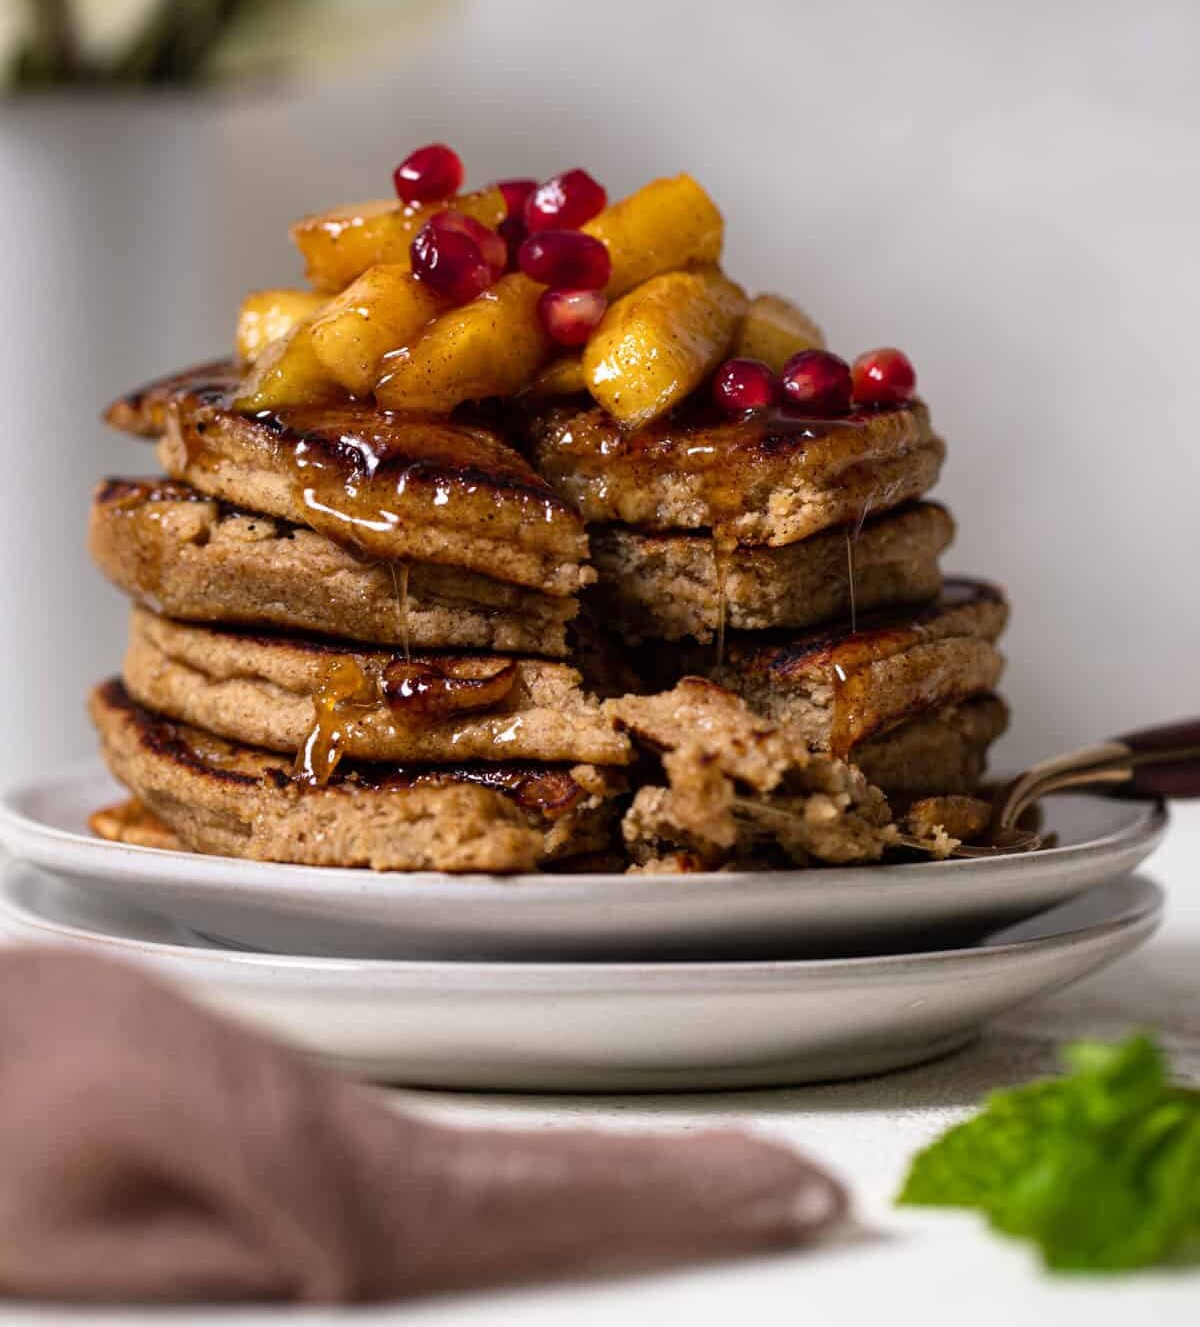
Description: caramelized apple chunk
xmin=349 ymin=178 xmax=725 ymax=411
xmin=235 ymin=289 xmax=327 ymax=365
xmin=291 ymin=187 xmax=507 ymax=293
xmin=374 ymin=274 xmax=551 ymax=412
xmin=732 ymin=294 xmax=825 ymax=371
xmin=582 ymin=174 xmax=723 ymax=298
xmin=233 ymin=321 xmax=346 ymax=412
xmin=529 ymin=355 xmax=587 ymax=396
xmin=309 ymin=265 xmax=445 ymax=396
xmin=582 ymin=266 xmax=747 ymax=427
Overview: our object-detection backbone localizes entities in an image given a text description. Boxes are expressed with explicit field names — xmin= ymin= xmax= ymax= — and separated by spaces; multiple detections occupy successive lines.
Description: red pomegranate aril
xmin=430 ymin=210 xmax=507 ymax=277
xmin=498 ymin=215 xmax=527 ymax=271
xmin=518 ymin=229 xmax=611 ymax=290
xmin=851 ymin=347 xmax=917 ymax=406
xmin=538 ymin=289 xmax=607 ymax=347
xmin=410 ymin=221 xmax=493 ymax=304
xmin=779 ymin=350 xmax=853 ymax=416
xmin=393 ymin=143 xmax=464 ymax=204
xmin=496 ymin=178 xmax=537 ymax=217
xmin=525 ymin=169 xmax=607 ymax=231
xmin=712 ymin=358 xmax=777 ymax=414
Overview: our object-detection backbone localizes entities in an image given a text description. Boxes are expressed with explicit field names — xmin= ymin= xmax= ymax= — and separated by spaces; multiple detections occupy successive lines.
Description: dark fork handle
xmin=1108 ymin=719 xmax=1200 ymax=799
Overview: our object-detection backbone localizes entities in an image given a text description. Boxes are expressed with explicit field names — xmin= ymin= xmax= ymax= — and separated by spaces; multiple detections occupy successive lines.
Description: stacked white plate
xmin=0 ymin=760 xmax=1166 ymax=1090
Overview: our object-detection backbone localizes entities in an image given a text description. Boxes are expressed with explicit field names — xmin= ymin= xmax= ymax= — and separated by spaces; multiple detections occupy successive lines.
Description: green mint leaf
xmin=897 ymin=1035 xmax=1200 ymax=1272
xmin=898 ymin=1078 xmax=1075 ymax=1208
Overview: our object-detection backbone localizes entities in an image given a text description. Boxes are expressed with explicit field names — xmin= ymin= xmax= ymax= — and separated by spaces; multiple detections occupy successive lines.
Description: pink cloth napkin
xmin=0 ymin=949 xmax=846 ymax=1304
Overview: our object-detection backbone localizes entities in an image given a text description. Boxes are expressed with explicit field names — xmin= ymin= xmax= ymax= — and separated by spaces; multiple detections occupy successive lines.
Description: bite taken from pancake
xmin=90 ymin=143 xmax=1011 ymax=872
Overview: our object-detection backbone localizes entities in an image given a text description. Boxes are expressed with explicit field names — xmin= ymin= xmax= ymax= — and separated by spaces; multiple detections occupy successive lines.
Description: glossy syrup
xmin=386 ymin=561 xmax=412 ymax=660
xmin=701 ymin=407 xmax=865 ymax=665
xmin=121 ymin=364 xmax=582 ymax=578
xmin=293 ymin=651 xmax=521 ymax=784
xmin=381 ymin=656 xmax=518 ymax=719
xmin=293 ymin=657 xmax=373 ymax=786
xmin=780 ymin=579 xmax=998 ymax=759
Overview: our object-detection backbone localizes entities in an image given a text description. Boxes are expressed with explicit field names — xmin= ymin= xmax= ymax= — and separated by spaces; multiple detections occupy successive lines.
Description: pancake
xmin=851 ymin=695 xmax=1009 ymax=798
xmin=590 ymin=502 xmax=953 ymax=643
xmin=609 ymin=678 xmax=899 ymax=868
xmin=122 ymin=608 xmax=633 ymax=777
xmin=524 ymin=398 xmax=944 ymax=546
xmin=105 ymin=363 xmax=591 ymax=595
xmin=90 ymin=478 xmax=576 ymax=656
xmin=901 ymin=795 xmax=992 ymax=846
xmin=688 ymin=578 xmax=1007 ymax=757
xmin=90 ymin=680 xmax=624 ymax=870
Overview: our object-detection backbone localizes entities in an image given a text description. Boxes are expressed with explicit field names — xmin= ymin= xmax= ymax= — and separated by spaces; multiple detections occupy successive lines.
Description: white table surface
xmin=3 ymin=803 xmax=1197 ymax=1327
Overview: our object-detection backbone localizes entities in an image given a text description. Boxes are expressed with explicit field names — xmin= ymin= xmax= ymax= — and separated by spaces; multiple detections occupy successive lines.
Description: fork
xmin=899 ymin=718 xmax=1200 ymax=859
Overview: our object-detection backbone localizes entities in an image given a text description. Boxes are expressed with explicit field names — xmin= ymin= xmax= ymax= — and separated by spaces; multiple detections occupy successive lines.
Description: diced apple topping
xmin=582 ymin=267 xmax=747 ymax=427
xmin=310 ymin=265 xmax=445 ymax=396
xmin=233 ymin=322 xmax=346 ymax=412
xmin=732 ymin=294 xmax=825 ymax=371
xmin=235 ymin=289 xmax=326 ymax=365
xmin=374 ymin=274 xmax=551 ymax=413
xmin=290 ymin=187 xmax=507 ymax=293
xmin=232 ymin=150 xmax=835 ymax=429
xmin=529 ymin=355 xmax=587 ymax=396
xmin=582 ymin=174 xmax=723 ymax=299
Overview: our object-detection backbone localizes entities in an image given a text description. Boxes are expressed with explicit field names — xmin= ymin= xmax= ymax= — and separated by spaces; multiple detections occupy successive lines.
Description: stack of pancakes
xmin=89 ymin=365 xmax=634 ymax=874
xmin=90 ymin=363 xmax=1009 ymax=874
xmin=525 ymin=395 xmax=1009 ymax=805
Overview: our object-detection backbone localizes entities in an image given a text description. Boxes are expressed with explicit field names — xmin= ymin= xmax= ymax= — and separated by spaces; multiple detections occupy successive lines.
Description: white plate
xmin=0 ymin=761 xmax=1168 ymax=960
xmin=0 ymin=861 xmax=1161 ymax=1090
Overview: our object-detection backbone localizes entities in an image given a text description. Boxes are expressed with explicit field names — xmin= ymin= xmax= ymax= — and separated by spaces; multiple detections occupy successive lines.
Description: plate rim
xmin=0 ymin=859 xmax=1164 ymax=988
xmin=0 ymin=758 xmax=1170 ymax=905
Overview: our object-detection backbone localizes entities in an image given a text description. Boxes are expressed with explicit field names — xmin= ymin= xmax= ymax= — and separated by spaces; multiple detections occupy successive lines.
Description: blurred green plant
xmin=5 ymin=0 xmax=445 ymax=88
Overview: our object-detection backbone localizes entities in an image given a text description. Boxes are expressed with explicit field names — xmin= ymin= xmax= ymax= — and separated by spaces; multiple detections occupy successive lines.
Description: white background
xmin=1 ymin=0 xmax=1197 ymax=783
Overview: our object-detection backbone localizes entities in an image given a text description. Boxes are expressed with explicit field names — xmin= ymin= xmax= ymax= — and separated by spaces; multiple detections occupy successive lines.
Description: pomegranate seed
xmin=538 ymin=289 xmax=607 ymax=347
xmin=712 ymin=358 xmax=777 ymax=414
xmin=498 ymin=215 xmax=527 ymax=271
xmin=779 ymin=350 xmax=853 ymax=416
xmin=393 ymin=143 xmax=464 ymax=203
xmin=430 ymin=210 xmax=507 ymax=277
xmin=495 ymin=179 xmax=536 ymax=267
xmin=410 ymin=221 xmax=493 ymax=304
xmin=518 ymin=229 xmax=611 ymax=290
xmin=851 ymin=347 xmax=917 ymax=406
xmin=525 ymin=169 xmax=607 ymax=231
xmin=496 ymin=178 xmax=537 ymax=217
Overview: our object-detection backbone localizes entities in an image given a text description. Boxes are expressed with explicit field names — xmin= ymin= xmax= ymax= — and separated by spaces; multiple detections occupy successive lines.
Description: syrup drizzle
xmin=385 ymin=561 xmax=411 ymax=660
xmin=712 ymin=536 xmax=733 ymax=666
xmin=120 ymin=365 xmax=586 ymax=591
xmin=845 ymin=530 xmax=857 ymax=635
xmin=294 ymin=657 xmax=372 ymax=786
xmin=689 ymin=407 xmax=871 ymax=665
xmin=754 ymin=579 xmax=999 ymax=761
xmin=294 ymin=651 xmax=521 ymax=784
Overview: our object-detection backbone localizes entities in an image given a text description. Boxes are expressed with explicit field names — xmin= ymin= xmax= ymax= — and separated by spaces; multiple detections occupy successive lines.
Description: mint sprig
xmin=898 ymin=1035 xmax=1200 ymax=1271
